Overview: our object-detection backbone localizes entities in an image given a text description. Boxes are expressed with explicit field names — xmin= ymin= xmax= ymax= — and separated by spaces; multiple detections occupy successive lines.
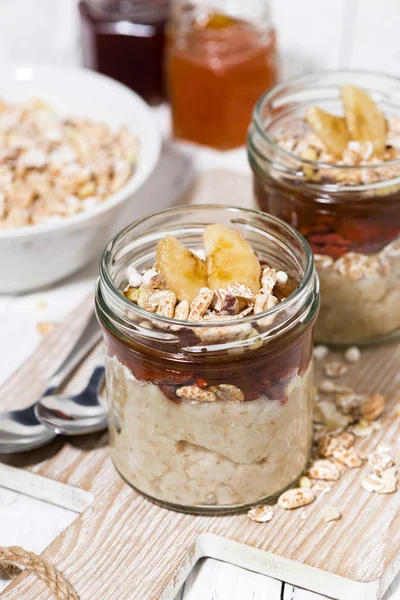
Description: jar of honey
xmin=166 ymin=0 xmax=278 ymax=150
xmin=79 ymin=0 xmax=169 ymax=105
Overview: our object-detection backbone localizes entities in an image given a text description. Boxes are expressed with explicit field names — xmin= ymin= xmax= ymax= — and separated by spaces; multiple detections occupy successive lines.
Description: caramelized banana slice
xmin=305 ymin=107 xmax=349 ymax=157
xmin=203 ymin=224 xmax=261 ymax=293
xmin=156 ymin=235 xmax=208 ymax=303
xmin=341 ymin=85 xmax=386 ymax=155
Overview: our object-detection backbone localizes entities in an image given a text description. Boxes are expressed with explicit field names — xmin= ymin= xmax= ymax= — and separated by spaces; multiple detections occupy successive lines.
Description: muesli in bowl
xmin=96 ymin=205 xmax=319 ymax=513
xmin=248 ymin=71 xmax=400 ymax=345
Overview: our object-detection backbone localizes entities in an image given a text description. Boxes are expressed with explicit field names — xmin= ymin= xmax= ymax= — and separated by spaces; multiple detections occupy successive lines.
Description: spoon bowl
xmin=35 ymin=366 xmax=108 ymax=435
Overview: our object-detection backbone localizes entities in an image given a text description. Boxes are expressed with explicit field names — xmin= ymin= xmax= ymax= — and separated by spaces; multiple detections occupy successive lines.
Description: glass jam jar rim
xmin=250 ymin=69 xmax=400 ymax=191
xmin=99 ymin=204 xmax=316 ymax=330
xmin=82 ymin=0 xmax=170 ymax=21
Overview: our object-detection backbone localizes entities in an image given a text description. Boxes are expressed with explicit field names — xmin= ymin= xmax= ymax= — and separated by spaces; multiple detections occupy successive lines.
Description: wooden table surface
xmin=1 ymin=1 xmax=400 ymax=598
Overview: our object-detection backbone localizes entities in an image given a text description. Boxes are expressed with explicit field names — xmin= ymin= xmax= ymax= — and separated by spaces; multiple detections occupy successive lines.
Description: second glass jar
xmin=248 ymin=71 xmax=400 ymax=345
xmin=96 ymin=205 xmax=319 ymax=513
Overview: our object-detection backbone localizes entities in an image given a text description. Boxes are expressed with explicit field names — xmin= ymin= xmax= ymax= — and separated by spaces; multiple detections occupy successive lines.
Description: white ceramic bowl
xmin=0 ymin=64 xmax=161 ymax=293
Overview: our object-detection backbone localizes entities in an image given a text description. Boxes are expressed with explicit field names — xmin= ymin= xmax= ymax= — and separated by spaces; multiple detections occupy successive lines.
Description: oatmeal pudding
xmin=96 ymin=206 xmax=319 ymax=513
xmin=248 ymin=72 xmax=400 ymax=344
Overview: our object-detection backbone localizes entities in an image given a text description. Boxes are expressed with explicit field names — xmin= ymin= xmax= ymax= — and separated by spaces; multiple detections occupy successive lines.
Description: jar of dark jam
xmin=79 ymin=0 xmax=169 ymax=104
xmin=248 ymin=71 xmax=400 ymax=346
xmin=96 ymin=205 xmax=319 ymax=513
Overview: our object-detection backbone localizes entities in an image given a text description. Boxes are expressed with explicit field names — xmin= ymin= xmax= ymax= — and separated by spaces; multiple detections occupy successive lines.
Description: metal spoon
xmin=0 ymin=312 xmax=101 ymax=454
xmin=35 ymin=366 xmax=107 ymax=435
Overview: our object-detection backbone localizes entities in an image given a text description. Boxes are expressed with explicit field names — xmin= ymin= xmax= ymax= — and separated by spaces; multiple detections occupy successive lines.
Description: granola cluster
xmin=247 ymin=345 xmax=399 ymax=522
xmin=0 ymin=98 xmax=139 ymax=228
xmin=275 ymin=82 xmax=400 ymax=186
xmin=277 ymin=124 xmax=400 ymax=186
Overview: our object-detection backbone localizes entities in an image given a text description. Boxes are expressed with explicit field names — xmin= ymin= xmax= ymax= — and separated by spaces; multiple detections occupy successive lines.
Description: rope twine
xmin=0 ymin=546 xmax=80 ymax=600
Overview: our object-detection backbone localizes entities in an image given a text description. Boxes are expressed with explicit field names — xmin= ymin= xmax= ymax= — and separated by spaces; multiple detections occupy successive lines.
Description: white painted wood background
xmin=1 ymin=1 xmax=400 ymax=598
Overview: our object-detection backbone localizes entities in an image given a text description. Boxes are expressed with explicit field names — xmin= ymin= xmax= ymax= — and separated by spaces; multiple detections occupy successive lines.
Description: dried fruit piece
xmin=305 ymin=107 xmax=349 ymax=157
xmin=176 ymin=385 xmax=216 ymax=402
xmin=307 ymin=459 xmax=341 ymax=481
xmin=203 ymin=224 xmax=261 ymax=294
xmin=156 ymin=235 xmax=208 ymax=303
xmin=278 ymin=488 xmax=315 ymax=510
xmin=322 ymin=505 xmax=341 ymax=523
xmin=341 ymin=85 xmax=386 ymax=156
xmin=247 ymin=505 xmax=274 ymax=523
xmin=124 ymin=286 xmax=139 ymax=303
xmin=361 ymin=393 xmax=385 ymax=421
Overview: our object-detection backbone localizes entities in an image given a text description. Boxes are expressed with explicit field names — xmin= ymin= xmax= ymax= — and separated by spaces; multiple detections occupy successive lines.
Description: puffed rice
xmin=176 ymin=385 xmax=216 ymax=402
xmin=278 ymin=488 xmax=315 ymax=510
xmin=307 ymin=459 xmax=341 ymax=481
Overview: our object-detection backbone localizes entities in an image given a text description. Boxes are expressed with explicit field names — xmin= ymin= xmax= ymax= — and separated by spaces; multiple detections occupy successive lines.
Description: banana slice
xmin=156 ymin=235 xmax=208 ymax=303
xmin=203 ymin=224 xmax=261 ymax=293
xmin=305 ymin=107 xmax=349 ymax=157
xmin=341 ymin=85 xmax=385 ymax=155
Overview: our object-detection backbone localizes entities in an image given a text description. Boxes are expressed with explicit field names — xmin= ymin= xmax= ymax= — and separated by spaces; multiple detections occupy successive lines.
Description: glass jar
xmin=166 ymin=0 xmax=278 ymax=150
xmin=79 ymin=0 xmax=169 ymax=104
xmin=95 ymin=205 xmax=319 ymax=514
xmin=248 ymin=71 xmax=400 ymax=346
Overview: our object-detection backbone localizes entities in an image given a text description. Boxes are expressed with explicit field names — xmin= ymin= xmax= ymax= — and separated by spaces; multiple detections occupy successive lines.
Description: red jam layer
xmin=254 ymin=176 xmax=400 ymax=259
xmin=103 ymin=318 xmax=314 ymax=404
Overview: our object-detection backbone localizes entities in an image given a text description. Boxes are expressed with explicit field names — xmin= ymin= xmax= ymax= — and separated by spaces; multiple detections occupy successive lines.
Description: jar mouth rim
xmin=252 ymin=68 xmax=400 ymax=172
xmin=99 ymin=204 xmax=316 ymax=329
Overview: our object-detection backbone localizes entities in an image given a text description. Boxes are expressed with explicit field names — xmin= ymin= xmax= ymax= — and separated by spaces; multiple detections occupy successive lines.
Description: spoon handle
xmin=47 ymin=312 xmax=102 ymax=391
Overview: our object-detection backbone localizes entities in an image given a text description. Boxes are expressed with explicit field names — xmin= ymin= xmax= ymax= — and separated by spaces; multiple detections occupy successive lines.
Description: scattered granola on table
xmin=0 ymin=98 xmax=139 ymax=228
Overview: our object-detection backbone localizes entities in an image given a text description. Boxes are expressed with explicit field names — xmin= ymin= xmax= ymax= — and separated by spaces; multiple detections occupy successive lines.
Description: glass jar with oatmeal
xmin=96 ymin=205 xmax=319 ymax=513
xmin=248 ymin=71 xmax=400 ymax=345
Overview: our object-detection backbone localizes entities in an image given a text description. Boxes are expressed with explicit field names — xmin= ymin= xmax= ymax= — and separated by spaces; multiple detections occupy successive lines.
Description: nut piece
xmin=361 ymin=393 xmax=385 ymax=421
xmin=307 ymin=459 xmax=341 ymax=481
xmin=332 ymin=447 xmax=363 ymax=468
xmin=322 ymin=505 xmax=342 ymax=523
xmin=324 ymin=361 xmax=348 ymax=378
xmin=261 ymin=267 xmax=277 ymax=295
xmin=176 ymin=385 xmax=216 ymax=402
xmin=124 ymin=286 xmax=139 ymax=303
xmin=209 ymin=384 xmax=244 ymax=403
xmin=278 ymin=488 xmax=315 ymax=510
xmin=189 ymin=287 xmax=214 ymax=321
xmin=247 ymin=505 xmax=274 ymax=523
xmin=318 ymin=435 xmax=340 ymax=458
